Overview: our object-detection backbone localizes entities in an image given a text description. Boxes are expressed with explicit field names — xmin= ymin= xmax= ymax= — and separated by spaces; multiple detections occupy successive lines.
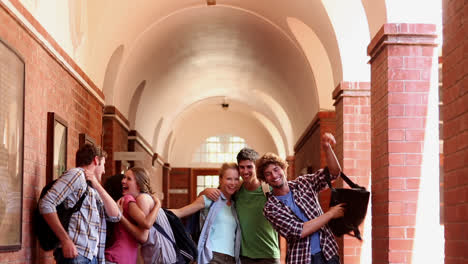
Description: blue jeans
xmin=54 ymin=249 xmax=98 ymax=264
xmin=311 ymin=252 xmax=340 ymax=264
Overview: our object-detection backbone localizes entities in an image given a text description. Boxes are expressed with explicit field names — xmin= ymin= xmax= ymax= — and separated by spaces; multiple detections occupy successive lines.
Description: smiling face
xmin=121 ymin=170 xmax=140 ymax=197
xmin=219 ymin=168 xmax=240 ymax=197
xmin=238 ymin=160 xmax=256 ymax=183
xmin=264 ymin=163 xmax=286 ymax=189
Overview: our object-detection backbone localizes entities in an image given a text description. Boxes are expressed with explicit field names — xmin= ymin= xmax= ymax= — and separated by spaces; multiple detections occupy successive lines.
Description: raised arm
xmin=199 ymin=188 xmax=221 ymax=201
xmin=322 ymin=133 xmax=341 ymax=177
xmin=170 ymin=195 xmax=205 ymax=218
xmin=85 ymin=169 xmax=121 ymax=219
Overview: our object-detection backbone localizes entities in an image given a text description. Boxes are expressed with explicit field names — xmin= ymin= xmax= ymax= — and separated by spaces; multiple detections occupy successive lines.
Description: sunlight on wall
xmin=385 ymin=0 xmax=443 ymax=49
xmin=286 ymin=17 xmax=335 ymax=110
xmin=319 ymin=0 xmax=370 ymax=83
xmin=411 ymin=52 xmax=444 ymax=264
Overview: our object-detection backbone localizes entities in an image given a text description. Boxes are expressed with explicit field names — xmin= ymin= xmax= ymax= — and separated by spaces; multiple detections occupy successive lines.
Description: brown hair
xmin=256 ymin=152 xmax=288 ymax=182
xmin=76 ymin=143 xmax=107 ymax=167
xmin=129 ymin=167 xmax=154 ymax=194
xmin=236 ymin=148 xmax=259 ymax=163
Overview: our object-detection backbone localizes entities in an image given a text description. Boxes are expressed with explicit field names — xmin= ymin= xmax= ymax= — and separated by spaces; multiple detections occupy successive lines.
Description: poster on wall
xmin=0 ymin=38 xmax=25 ymax=251
xmin=47 ymin=112 xmax=67 ymax=182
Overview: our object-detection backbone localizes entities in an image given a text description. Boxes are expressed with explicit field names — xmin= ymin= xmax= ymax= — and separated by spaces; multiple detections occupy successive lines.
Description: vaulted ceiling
xmin=19 ymin=0 xmax=441 ymax=165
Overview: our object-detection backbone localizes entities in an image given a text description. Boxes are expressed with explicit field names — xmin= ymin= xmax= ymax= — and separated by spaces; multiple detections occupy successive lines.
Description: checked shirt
xmin=39 ymin=167 xmax=121 ymax=264
xmin=263 ymin=168 xmax=340 ymax=264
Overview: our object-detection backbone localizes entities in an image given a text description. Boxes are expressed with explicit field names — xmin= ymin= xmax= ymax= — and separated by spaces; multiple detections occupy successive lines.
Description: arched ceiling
xmin=120 ymin=6 xmax=318 ymax=156
xmin=19 ymin=0 xmax=397 ymax=161
xmin=87 ymin=0 xmax=375 ymax=160
xmin=168 ymin=97 xmax=282 ymax=167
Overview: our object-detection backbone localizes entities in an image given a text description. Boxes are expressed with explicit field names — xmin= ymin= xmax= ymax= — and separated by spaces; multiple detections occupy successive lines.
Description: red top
xmin=105 ymin=194 xmax=138 ymax=264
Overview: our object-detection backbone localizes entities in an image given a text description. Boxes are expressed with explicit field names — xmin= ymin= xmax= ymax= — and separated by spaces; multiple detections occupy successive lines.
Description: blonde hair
xmin=128 ymin=167 xmax=154 ymax=194
xmin=219 ymin=162 xmax=238 ymax=179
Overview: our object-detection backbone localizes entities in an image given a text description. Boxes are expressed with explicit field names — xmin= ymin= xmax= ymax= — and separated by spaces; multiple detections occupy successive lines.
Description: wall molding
xmin=0 ymin=0 xmax=105 ymax=105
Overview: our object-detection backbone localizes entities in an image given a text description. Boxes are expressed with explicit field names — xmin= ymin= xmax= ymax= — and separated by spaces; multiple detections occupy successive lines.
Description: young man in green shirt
xmin=204 ymin=148 xmax=280 ymax=263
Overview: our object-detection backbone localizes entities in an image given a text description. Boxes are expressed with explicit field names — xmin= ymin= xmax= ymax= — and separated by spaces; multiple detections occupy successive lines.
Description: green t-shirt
xmin=234 ymin=185 xmax=280 ymax=259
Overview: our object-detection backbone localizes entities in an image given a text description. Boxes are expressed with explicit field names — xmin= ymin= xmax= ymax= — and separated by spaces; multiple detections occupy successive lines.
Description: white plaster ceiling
xmin=86 ymin=0 xmax=375 ymax=161
xmin=21 ymin=0 xmax=415 ymax=161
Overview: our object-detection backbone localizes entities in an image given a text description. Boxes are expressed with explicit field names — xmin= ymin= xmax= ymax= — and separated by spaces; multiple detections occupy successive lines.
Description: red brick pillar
xmin=102 ymin=106 xmax=130 ymax=182
xmin=333 ymin=81 xmax=371 ymax=264
xmin=367 ymin=24 xmax=437 ymax=263
xmin=442 ymin=0 xmax=468 ymax=262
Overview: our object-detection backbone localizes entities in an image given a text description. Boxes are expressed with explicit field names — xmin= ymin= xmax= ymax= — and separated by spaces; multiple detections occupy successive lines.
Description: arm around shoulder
xmin=128 ymin=194 xmax=160 ymax=229
xmin=170 ymin=195 xmax=205 ymax=218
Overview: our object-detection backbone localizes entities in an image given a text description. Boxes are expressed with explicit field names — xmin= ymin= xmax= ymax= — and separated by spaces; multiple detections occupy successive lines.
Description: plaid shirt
xmin=39 ymin=168 xmax=121 ymax=264
xmin=263 ymin=168 xmax=339 ymax=264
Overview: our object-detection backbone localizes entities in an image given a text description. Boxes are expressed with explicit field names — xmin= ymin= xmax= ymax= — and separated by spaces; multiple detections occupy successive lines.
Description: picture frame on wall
xmin=47 ymin=112 xmax=68 ymax=184
xmin=79 ymin=133 xmax=96 ymax=148
xmin=0 ymin=38 xmax=25 ymax=251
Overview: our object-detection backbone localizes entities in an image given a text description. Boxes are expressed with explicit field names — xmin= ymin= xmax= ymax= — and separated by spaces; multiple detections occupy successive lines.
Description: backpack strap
xmin=154 ymin=222 xmax=177 ymax=246
xmin=71 ymin=185 xmax=89 ymax=213
xmin=261 ymin=182 xmax=270 ymax=196
xmin=324 ymin=167 xmax=364 ymax=190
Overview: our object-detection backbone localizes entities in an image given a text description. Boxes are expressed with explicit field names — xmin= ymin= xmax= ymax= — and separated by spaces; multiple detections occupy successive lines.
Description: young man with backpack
xmin=39 ymin=144 xmax=121 ymax=264
xmin=257 ymin=133 xmax=345 ymax=264
xmin=203 ymin=148 xmax=281 ymax=263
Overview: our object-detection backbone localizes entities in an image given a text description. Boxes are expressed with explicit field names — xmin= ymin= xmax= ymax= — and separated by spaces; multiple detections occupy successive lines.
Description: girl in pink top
xmin=104 ymin=167 xmax=161 ymax=264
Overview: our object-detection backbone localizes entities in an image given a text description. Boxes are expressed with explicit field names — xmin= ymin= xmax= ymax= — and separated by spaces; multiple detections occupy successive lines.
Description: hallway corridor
xmin=0 ymin=0 xmax=465 ymax=263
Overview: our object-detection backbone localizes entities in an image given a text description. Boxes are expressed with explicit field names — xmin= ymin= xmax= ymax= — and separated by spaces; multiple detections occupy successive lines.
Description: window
xmin=196 ymin=175 xmax=219 ymax=196
xmin=192 ymin=135 xmax=247 ymax=163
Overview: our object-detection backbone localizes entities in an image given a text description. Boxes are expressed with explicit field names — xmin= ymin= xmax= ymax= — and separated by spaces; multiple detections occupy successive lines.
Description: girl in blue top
xmin=170 ymin=163 xmax=241 ymax=264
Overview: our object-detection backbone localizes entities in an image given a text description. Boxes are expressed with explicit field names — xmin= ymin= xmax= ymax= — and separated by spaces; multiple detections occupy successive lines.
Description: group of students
xmin=39 ymin=133 xmax=345 ymax=264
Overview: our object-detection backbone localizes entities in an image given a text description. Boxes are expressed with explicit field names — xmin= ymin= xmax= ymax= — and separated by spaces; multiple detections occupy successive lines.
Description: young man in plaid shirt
xmin=40 ymin=144 xmax=121 ymax=264
xmin=257 ymin=133 xmax=345 ymax=264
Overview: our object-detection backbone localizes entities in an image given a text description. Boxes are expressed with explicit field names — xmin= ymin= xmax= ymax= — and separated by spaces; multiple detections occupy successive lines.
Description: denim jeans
xmin=311 ymin=252 xmax=340 ymax=264
xmin=54 ymin=249 xmax=98 ymax=264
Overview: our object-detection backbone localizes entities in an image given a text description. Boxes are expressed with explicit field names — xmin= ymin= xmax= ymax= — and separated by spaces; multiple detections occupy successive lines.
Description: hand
xmin=328 ymin=203 xmax=345 ymax=219
xmin=151 ymin=194 xmax=161 ymax=208
xmin=84 ymin=169 xmax=98 ymax=187
xmin=201 ymin=188 xmax=221 ymax=201
xmin=117 ymin=198 xmax=124 ymax=213
xmin=61 ymin=239 xmax=78 ymax=258
xmin=321 ymin=133 xmax=336 ymax=150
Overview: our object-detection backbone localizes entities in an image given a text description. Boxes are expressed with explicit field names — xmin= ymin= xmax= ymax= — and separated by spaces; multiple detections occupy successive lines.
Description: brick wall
xmin=0 ymin=4 xmax=104 ymax=264
xmin=294 ymin=111 xmax=336 ymax=178
xmin=368 ymin=23 xmax=437 ymax=263
xmin=102 ymin=106 xmax=129 ymax=182
xmin=442 ymin=0 xmax=468 ymax=262
xmin=333 ymin=81 xmax=371 ymax=264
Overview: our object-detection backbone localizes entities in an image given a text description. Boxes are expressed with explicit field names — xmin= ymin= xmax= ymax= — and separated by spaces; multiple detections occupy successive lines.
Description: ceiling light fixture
xmin=207 ymin=0 xmax=216 ymax=6
xmin=221 ymin=97 xmax=229 ymax=110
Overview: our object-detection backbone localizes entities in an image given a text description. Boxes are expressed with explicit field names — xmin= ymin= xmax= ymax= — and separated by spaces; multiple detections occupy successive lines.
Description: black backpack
xmin=324 ymin=167 xmax=370 ymax=240
xmin=34 ymin=179 xmax=88 ymax=251
xmin=153 ymin=209 xmax=198 ymax=263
